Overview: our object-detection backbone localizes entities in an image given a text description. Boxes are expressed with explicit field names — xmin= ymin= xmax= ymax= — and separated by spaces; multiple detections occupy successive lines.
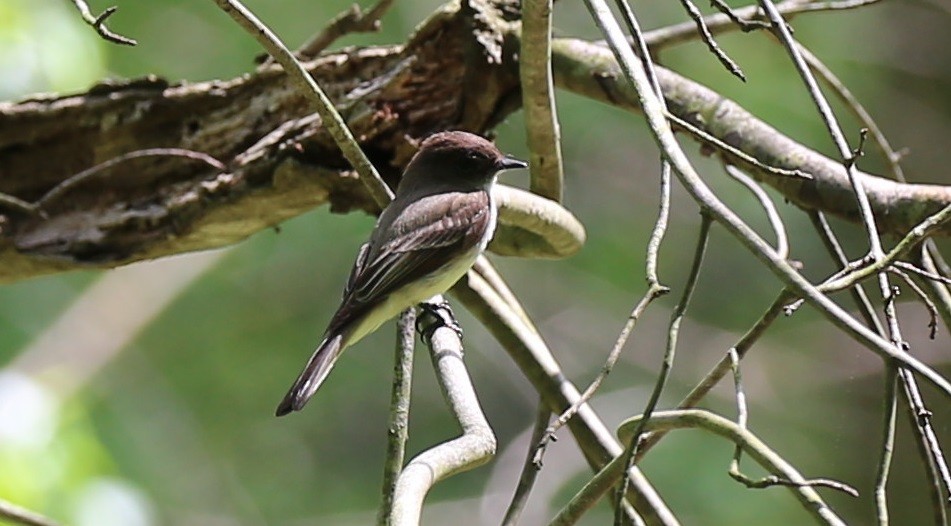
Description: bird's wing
xmin=328 ymin=190 xmax=492 ymax=330
xmin=342 ymin=241 xmax=371 ymax=299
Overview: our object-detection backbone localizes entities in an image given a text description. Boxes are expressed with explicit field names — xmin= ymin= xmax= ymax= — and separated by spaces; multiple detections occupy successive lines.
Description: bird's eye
xmin=467 ymin=151 xmax=484 ymax=161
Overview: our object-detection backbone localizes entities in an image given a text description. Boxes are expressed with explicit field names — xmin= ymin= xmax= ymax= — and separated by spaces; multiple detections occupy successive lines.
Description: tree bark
xmin=1 ymin=0 xmax=948 ymax=283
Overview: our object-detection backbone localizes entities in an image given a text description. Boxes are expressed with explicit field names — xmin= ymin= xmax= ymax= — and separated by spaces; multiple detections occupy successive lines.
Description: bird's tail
xmin=275 ymin=334 xmax=344 ymax=416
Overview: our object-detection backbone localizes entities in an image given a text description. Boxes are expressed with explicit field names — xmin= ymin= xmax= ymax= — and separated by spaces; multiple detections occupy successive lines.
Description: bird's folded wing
xmin=329 ymin=191 xmax=491 ymax=329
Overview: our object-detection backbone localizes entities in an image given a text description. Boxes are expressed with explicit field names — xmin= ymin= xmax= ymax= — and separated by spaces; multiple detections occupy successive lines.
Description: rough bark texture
xmin=2 ymin=0 xmax=950 ymax=284
xmin=0 ymin=1 xmax=522 ymax=282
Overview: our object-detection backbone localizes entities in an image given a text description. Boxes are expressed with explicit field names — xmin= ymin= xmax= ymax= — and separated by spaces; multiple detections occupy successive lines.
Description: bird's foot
xmin=416 ymin=300 xmax=464 ymax=344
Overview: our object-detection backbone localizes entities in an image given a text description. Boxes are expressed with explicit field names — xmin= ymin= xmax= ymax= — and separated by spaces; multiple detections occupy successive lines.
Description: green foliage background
xmin=1 ymin=1 xmax=950 ymax=524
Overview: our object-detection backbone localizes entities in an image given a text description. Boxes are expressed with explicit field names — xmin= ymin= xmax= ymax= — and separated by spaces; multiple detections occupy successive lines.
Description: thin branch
xmin=68 ymin=1 xmax=136 ymax=46
xmin=623 ymin=410 xmax=847 ymax=525
xmin=676 ymin=0 xmax=746 ymax=81
xmin=727 ymin=347 xmax=858 ymax=498
xmin=531 ymin=156 xmax=671 ymax=468
xmin=915 ymin=249 xmax=951 ymax=336
xmin=668 ymin=111 xmax=812 ymax=181
xmin=378 ymin=308 xmax=417 ymax=525
xmin=553 ymin=406 xmax=853 ymax=526
xmin=36 ymin=148 xmax=226 ymax=210
xmin=452 ymin=270 xmax=676 ymax=525
xmin=761 ymin=0 xmax=885 ymax=261
xmin=532 ymin=0 xmax=675 ymax=467
xmin=501 ymin=401 xmax=550 ymax=526
xmin=817 ymin=203 xmax=951 ymax=293
xmin=708 ymin=0 xmax=771 ymax=31
xmin=0 ymin=499 xmax=60 ymax=526
xmin=613 ymin=0 xmax=674 ymax=288
xmin=634 ymin=290 xmax=790 ymax=461
xmin=809 ymin=211 xmax=885 ymax=334
xmin=533 ymin=278 xmax=666 ymax=468
xmin=521 ymin=0 xmax=565 ymax=201
xmin=210 ymin=0 xmax=394 ymax=208
xmin=812 ymin=211 xmax=951 ymax=524
xmin=874 ymin=368 xmax=899 ymax=526
xmin=889 ymin=268 xmax=939 ymax=339
xmin=586 ymin=0 xmax=951 ymax=405
xmin=642 ymin=0 xmax=883 ymax=50
xmin=549 ymin=451 xmax=632 ymax=526
xmin=793 ymin=42 xmax=906 ymax=182
xmin=296 ymin=0 xmax=395 ymax=59
xmin=723 ymin=164 xmax=789 ymax=259
xmin=893 ymin=261 xmax=951 ymax=288
xmin=616 ymin=214 xmax=711 ymax=524
xmin=389 ymin=297 xmax=496 ymax=525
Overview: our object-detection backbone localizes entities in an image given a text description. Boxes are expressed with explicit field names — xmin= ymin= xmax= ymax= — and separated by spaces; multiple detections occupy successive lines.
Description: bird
xmin=276 ymin=131 xmax=528 ymax=416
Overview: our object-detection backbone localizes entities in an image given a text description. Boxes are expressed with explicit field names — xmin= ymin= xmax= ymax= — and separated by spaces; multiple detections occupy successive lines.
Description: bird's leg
xmin=416 ymin=299 xmax=464 ymax=345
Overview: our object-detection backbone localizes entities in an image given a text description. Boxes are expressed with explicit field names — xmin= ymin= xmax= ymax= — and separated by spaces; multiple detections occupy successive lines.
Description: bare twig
xmin=760 ymin=1 xmax=884 ymax=259
xmin=642 ymin=0 xmax=883 ymax=50
xmin=634 ymin=290 xmax=790 ymax=461
xmin=556 ymin=408 xmax=851 ymax=525
xmin=794 ymin=42 xmax=905 ymax=181
xmin=0 ymin=499 xmax=60 ymax=526
xmin=616 ymin=214 xmax=711 ymax=524
xmin=676 ymin=0 xmax=746 ymax=81
xmin=815 ymin=203 xmax=951 ymax=294
xmin=893 ymin=261 xmax=951 ymax=288
xmin=889 ymin=268 xmax=939 ymax=339
xmin=668 ymin=112 xmax=812 ymax=180
xmin=296 ymin=0 xmax=395 ymax=59
xmin=723 ymin=164 xmax=789 ymax=259
xmin=533 ymin=277 xmax=666 ymax=468
xmin=68 ymin=1 xmax=136 ymax=46
xmin=874 ymin=368 xmax=899 ymax=526
xmin=378 ymin=308 xmax=417 ymax=525
xmin=549 ymin=451 xmax=636 ymax=526
xmin=37 ymin=148 xmax=226 ymax=210
xmin=811 ymin=211 xmax=951 ymax=523
xmin=501 ymin=401 xmax=550 ymax=526
xmin=588 ymin=0 xmax=951 ymax=405
xmin=708 ymin=0 xmax=770 ymax=31
xmin=521 ymin=0 xmax=565 ymax=201
xmin=622 ymin=410 xmax=847 ymax=525
xmin=453 ymin=270 xmax=675 ymax=525
xmin=809 ymin=211 xmax=886 ymax=333
xmin=210 ymin=0 xmax=393 ymax=208
xmin=915 ymin=249 xmax=951 ymax=336
xmin=725 ymin=338 xmax=858 ymax=499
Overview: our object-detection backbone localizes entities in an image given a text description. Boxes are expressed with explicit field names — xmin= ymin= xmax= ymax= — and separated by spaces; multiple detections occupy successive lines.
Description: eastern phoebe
xmin=276 ymin=131 xmax=527 ymax=416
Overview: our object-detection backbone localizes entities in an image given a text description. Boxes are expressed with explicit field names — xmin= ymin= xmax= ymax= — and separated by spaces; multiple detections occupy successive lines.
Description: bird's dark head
xmin=398 ymin=131 xmax=527 ymax=194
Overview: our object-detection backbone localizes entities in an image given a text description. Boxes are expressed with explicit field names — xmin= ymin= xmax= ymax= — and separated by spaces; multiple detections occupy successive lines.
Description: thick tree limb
xmin=1 ymin=0 xmax=948 ymax=284
xmin=549 ymin=37 xmax=951 ymax=238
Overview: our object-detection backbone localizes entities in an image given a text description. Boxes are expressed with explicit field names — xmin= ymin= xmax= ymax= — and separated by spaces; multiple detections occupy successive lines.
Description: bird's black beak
xmin=497 ymin=156 xmax=528 ymax=171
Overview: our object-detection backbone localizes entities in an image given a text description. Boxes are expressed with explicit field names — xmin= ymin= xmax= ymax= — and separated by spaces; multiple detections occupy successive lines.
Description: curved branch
xmin=389 ymin=298 xmax=496 ymax=525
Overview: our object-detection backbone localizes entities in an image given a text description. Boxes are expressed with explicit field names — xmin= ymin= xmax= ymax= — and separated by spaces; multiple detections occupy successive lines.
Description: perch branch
xmin=389 ymin=297 xmax=496 ymax=525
